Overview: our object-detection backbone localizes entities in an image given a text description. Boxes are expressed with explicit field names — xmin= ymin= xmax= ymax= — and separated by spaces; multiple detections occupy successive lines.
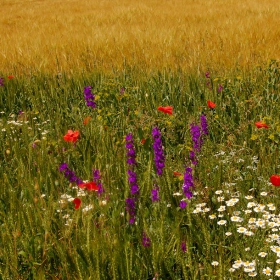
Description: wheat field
xmin=1 ymin=0 xmax=280 ymax=75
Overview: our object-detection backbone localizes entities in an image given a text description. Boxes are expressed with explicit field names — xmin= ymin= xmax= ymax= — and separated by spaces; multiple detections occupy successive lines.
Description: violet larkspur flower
xmin=125 ymin=197 xmax=136 ymax=224
xmin=125 ymin=133 xmax=136 ymax=166
xmin=205 ymin=72 xmax=210 ymax=79
xmin=0 ymin=77 xmax=4 ymax=87
xmin=142 ymin=232 xmax=151 ymax=247
xmin=200 ymin=114 xmax=209 ymax=135
xmin=84 ymin=86 xmax=96 ymax=109
xmin=179 ymin=200 xmax=187 ymax=209
xmin=190 ymin=123 xmax=202 ymax=153
xmin=127 ymin=170 xmax=139 ymax=195
xmin=152 ymin=127 xmax=165 ymax=176
xmin=151 ymin=187 xmax=159 ymax=202
xmin=182 ymin=167 xmax=194 ymax=199
xmin=181 ymin=241 xmax=187 ymax=252
xmin=93 ymin=169 xmax=105 ymax=194
xmin=120 ymin=87 xmax=125 ymax=94
xmin=189 ymin=150 xmax=198 ymax=165
xmin=59 ymin=163 xmax=83 ymax=185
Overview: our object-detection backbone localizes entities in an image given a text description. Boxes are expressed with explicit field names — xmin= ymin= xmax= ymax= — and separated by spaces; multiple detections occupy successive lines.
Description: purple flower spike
xmin=126 ymin=133 xmax=137 ymax=166
xmin=0 ymin=77 xmax=4 ymax=87
xmin=182 ymin=167 xmax=194 ymax=199
xmin=126 ymin=197 xmax=136 ymax=224
xmin=218 ymin=84 xmax=223 ymax=93
xmin=152 ymin=127 xmax=165 ymax=176
xmin=84 ymin=86 xmax=96 ymax=109
xmin=190 ymin=123 xmax=202 ymax=153
xmin=200 ymin=115 xmax=209 ymax=136
xmin=142 ymin=232 xmax=151 ymax=247
xmin=59 ymin=163 xmax=83 ymax=185
xmin=93 ymin=169 xmax=105 ymax=194
xmin=151 ymin=187 xmax=159 ymax=202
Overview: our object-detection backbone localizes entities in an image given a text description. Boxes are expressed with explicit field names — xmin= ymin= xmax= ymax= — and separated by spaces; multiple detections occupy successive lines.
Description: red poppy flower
xmin=207 ymin=100 xmax=216 ymax=109
xmin=141 ymin=138 xmax=146 ymax=144
xmin=73 ymin=198 xmax=81 ymax=209
xmin=8 ymin=75 xmax=14 ymax=80
xmin=78 ymin=181 xmax=99 ymax=191
xmin=173 ymin=171 xmax=182 ymax=176
xmin=83 ymin=116 xmax=91 ymax=125
xmin=157 ymin=106 xmax=173 ymax=115
xmin=270 ymin=175 xmax=280 ymax=186
xmin=63 ymin=130 xmax=79 ymax=142
xmin=255 ymin=121 xmax=269 ymax=129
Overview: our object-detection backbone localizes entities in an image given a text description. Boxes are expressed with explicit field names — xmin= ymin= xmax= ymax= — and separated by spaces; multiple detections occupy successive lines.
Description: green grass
xmin=0 ymin=61 xmax=280 ymax=279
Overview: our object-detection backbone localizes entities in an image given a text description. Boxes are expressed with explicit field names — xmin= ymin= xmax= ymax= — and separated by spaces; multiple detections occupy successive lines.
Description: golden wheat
xmin=1 ymin=0 xmax=280 ymax=75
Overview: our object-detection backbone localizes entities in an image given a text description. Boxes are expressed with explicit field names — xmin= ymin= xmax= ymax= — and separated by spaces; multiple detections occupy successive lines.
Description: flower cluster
xmin=152 ymin=127 xmax=165 ymax=176
xmin=59 ymin=163 xmax=83 ymax=185
xmin=84 ymin=86 xmax=96 ymax=109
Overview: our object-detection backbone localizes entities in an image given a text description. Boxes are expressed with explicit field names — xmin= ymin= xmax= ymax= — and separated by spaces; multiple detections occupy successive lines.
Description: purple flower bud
xmin=179 ymin=200 xmax=187 ymax=209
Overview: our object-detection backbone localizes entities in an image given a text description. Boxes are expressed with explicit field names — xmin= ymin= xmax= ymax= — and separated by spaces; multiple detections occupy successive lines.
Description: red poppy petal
xmin=73 ymin=198 xmax=81 ymax=209
xmin=270 ymin=175 xmax=280 ymax=186
xmin=78 ymin=182 xmax=99 ymax=191
xmin=86 ymin=182 xmax=99 ymax=191
xmin=173 ymin=171 xmax=182 ymax=176
xmin=207 ymin=100 xmax=216 ymax=109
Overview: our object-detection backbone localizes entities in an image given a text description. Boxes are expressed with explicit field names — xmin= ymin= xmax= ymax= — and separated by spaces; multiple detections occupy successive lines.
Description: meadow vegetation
xmin=1 ymin=0 xmax=280 ymax=279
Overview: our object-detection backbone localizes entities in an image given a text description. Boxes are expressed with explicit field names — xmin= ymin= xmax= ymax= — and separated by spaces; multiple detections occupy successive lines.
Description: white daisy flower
xmin=248 ymin=272 xmax=257 ymax=277
xmin=237 ymin=227 xmax=247 ymax=234
xmin=247 ymin=202 xmax=256 ymax=208
xmin=245 ymin=231 xmax=254 ymax=236
xmin=215 ymin=190 xmax=223 ymax=195
xmin=231 ymin=216 xmax=243 ymax=222
xmin=225 ymin=232 xmax=232 ymax=236
xmin=211 ymin=261 xmax=219 ymax=266
xmin=275 ymin=269 xmax=280 ymax=277
xmin=258 ymin=252 xmax=267 ymax=258
xmin=217 ymin=220 xmax=227 ymax=226
xmin=244 ymin=266 xmax=255 ymax=272
xmin=209 ymin=214 xmax=217 ymax=220
xmin=260 ymin=192 xmax=268 ymax=196
xmin=245 ymin=195 xmax=254 ymax=200
xmin=248 ymin=218 xmax=256 ymax=224
xmin=218 ymin=206 xmax=226 ymax=212
xmin=262 ymin=267 xmax=272 ymax=276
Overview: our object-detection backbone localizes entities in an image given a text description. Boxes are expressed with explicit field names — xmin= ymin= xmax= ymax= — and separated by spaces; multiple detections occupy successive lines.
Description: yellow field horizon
xmin=1 ymin=0 xmax=280 ymax=76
